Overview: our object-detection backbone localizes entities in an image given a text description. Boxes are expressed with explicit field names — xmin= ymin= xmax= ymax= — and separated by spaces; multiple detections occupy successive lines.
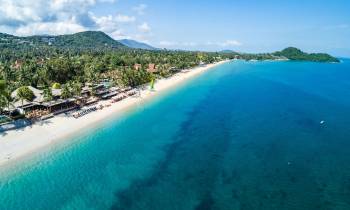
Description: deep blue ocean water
xmin=1 ymin=59 xmax=350 ymax=210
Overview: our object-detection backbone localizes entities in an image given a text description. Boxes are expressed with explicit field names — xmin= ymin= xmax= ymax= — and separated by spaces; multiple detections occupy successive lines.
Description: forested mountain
xmin=273 ymin=47 xmax=339 ymax=62
xmin=118 ymin=39 xmax=156 ymax=50
xmin=0 ymin=31 xmax=126 ymax=51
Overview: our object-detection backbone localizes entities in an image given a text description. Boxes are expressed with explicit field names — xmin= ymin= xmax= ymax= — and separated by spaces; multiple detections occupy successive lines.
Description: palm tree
xmin=36 ymin=65 xmax=49 ymax=87
xmin=0 ymin=80 xmax=9 ymax=113
xmin=0 ymin=94 xmax=8 ymax=113
xmin=43 ymin=87 xmax=53 ymax=102
xmin=0 ymin=80 xmax=6 ymax=93
xmin=16 ymin=86 xmax=35 ymax=107
xmin=61 ymin=84 xmax=72 ymax=99
xmin=4 ymin=89 xmax=13 ymax=114
xmin=84 ymin=64 xmax=97 ymax=83
xmin=72 ymin=81 xmax=82 ymax=97
xmin=43 ymin=87 xmax=53 ymax=112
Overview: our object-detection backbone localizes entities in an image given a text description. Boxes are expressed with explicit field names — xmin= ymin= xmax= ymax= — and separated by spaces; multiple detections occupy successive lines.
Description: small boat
xmin=320 ymin=120 xmax=325 ymax=125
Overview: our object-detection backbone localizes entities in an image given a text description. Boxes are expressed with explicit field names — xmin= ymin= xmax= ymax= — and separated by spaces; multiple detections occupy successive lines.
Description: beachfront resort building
xmin=4 ymin=80 xmax=135 ymax=121
xmin=10 ymin=86 xmax=79 ymax=119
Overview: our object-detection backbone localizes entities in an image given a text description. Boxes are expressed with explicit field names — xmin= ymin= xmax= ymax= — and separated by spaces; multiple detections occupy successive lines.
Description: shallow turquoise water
xmin=1 ymin=60 xmax=350 ymax=210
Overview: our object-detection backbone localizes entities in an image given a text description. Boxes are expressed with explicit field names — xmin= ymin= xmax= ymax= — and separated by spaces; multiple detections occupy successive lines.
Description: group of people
xmin=26 ymin=109 xmax=50 ymax=120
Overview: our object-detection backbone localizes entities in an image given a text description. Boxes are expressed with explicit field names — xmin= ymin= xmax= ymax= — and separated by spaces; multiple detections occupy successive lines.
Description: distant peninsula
xmin=232 ymin=47 xmax=340 ymax=63
xmin=273 ymin=47 xmax=340 ymax=63
xmin=0 ymin=31 xmax=339 ymax=63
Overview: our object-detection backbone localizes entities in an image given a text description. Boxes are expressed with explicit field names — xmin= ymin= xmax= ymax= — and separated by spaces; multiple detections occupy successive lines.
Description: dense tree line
xmin=0 ymin=50 xmax=227 ymax=92
xmin=0 ymin=46 xmax=233 ymax=114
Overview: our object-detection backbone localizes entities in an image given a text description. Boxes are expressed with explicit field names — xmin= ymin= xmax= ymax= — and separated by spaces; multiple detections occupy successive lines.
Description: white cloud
xmin=0 ymin=0 xmax=49 ymax=25
xmin=138 ymin=22 xmax=151 ymax=33
xmin=217 ymin=40 xmax=242 ymax=47
xmin=91 ymin=13 xmax=136 ymax=35
xmin=0 ymin=0 xmax=137 ymax=37
xmin=132 ymin=4 xmax=147 ymax=15
xmin=115 ymin=14 xmax=136 ymax=23
xmin=15 ymin=20 xmax=87 ymax=36
xmin=91 ymin=14 xmax=118 ymax=33
xmin=110 ymin=29 xmax=131 ymax=40
xmin=50 ymin=0 xmax=96 ymax=12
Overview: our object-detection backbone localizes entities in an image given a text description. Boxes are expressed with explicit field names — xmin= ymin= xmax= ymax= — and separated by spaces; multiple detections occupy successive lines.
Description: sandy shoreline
xmin=0 ymin=60 xmax=229 ymax=167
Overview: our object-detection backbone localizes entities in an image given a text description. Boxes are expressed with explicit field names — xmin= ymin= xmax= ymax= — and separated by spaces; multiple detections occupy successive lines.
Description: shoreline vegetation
xmin=222 ymin=47 xmax=340 ymax=63
xmin=0 ymin=30 xmax=339 ymax=167
xmin=0 ymin=60 xmax=228 ymax=167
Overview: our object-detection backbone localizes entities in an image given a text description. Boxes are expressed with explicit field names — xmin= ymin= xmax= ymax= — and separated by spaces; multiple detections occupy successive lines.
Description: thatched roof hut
xmin=11 ymin=86 xmax=44 ymax=108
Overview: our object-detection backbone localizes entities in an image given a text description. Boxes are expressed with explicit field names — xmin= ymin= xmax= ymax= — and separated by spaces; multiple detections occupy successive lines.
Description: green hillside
xmin=0 ymin=31 xmax=126 ymax=50
xmin=273 ymin=47 xmax=339 ymax=62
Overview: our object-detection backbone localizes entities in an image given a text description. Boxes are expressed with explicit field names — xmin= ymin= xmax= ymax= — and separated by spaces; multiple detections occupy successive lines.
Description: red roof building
xmin=134 ymin=64 xmax=142 ymax=70
xmin=147 ymin=63 xmax=157 ymax=73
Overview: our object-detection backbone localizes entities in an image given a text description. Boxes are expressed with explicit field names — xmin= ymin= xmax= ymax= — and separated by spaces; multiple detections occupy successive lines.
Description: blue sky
xmin=0 ymin=0 xmax=349 ymax=56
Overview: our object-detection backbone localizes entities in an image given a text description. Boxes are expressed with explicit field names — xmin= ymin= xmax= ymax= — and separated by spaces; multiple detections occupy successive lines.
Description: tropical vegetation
xmin=273 ymin=47 xmax=340 ymax=62
xmin=0 ymin=31 xmax=339 ymax=115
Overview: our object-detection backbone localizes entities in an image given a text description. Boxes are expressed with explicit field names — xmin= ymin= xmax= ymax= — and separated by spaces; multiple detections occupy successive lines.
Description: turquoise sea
xmin=1 ymin=59 xmax=350 ymax=210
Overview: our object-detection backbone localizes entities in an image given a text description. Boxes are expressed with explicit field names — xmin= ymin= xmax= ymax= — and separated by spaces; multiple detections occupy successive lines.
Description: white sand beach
xmin=0 ymin=60 xmax=229 ymax=167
